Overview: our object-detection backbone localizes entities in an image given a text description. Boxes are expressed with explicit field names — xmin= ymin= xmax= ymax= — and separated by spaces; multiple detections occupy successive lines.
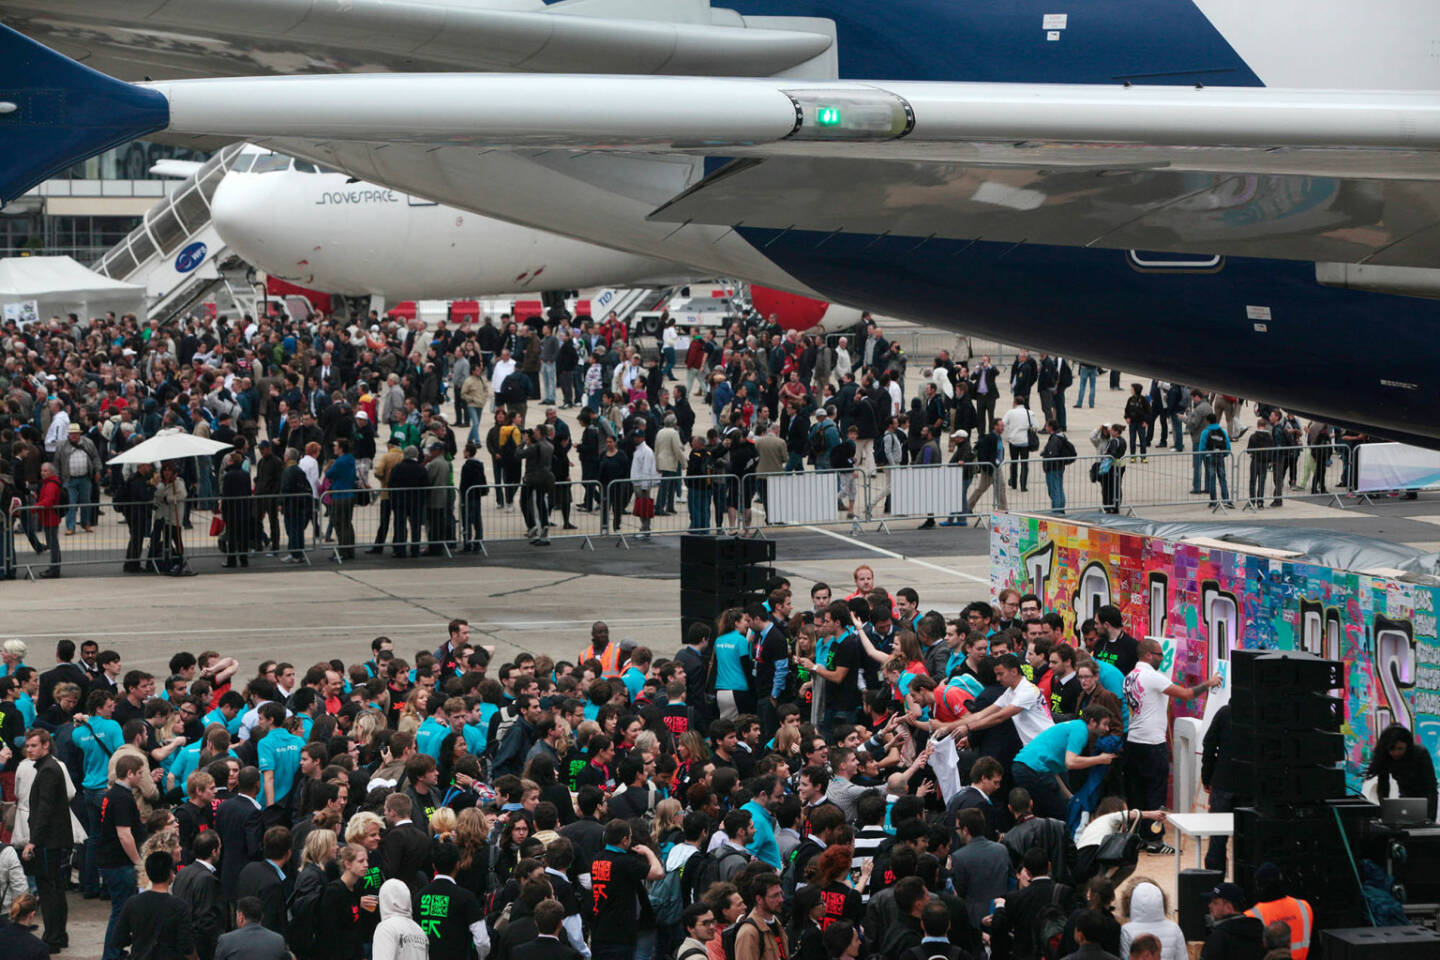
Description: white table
xmin=1166 ymin=813 xmax=1235 ymax=887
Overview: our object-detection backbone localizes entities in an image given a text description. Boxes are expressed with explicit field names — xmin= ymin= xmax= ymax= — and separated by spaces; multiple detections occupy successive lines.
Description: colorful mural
xmin=990 ymin=513 xmax=1440 ymax=787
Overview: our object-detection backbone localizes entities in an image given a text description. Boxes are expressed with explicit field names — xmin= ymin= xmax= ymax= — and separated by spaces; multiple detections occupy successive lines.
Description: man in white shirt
xmin=629 ymin=432 xmax=659 ymax=540
xmin=43 ymin=398 xmax=69 ymax=458
xmin=491 ymin=348 xmax=516 ymax=395
xmin=1000 ymin=395 xmax=1040 ymax=492
xmin=1123 ymin=637 xmax=1220 ymax=851
xmin=955 ymin=653 xmax=1054 ymax=745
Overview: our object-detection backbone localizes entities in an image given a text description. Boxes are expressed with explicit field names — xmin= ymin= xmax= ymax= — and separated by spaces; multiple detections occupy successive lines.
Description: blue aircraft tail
xmin=0 ymin=24 xmax=169 ymax=205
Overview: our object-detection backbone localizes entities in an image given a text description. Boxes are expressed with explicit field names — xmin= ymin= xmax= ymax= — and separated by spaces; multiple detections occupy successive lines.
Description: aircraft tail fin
xmin=0 ymin=23 xmax=169 ymax=205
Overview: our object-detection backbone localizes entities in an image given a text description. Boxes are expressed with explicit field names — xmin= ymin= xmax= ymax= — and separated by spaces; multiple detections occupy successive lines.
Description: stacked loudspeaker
xmin=1229 ymin=648 xmax=1373 ymax=931
xmin=679 ymin=535 xmax=776 ymax=640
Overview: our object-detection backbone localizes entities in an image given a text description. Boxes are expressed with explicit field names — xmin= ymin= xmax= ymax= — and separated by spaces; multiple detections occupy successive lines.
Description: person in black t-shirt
xmin=98 ymin=755 xmax=148 ymax=960
xmin=417 ymin=842 xmax=487 ymax=960
xmin=797 ymin=602 xmax=864 ymax=738
xmin=574 ymin=735 xmax=616 ymax=793
xmin=317 ymin=843 xmax=375 ymax=960
xmin=115 ymin=852 xmax=196 ymax=960
xmin=588 ymin=820 xmax=664 ymax=960
xmin=1092 ymin=606 xmax=1139 ymax=676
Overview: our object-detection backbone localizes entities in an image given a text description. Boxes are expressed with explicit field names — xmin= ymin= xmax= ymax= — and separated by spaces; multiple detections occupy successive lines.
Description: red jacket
xmin=36 ymin=476 xmax=63 ymax=528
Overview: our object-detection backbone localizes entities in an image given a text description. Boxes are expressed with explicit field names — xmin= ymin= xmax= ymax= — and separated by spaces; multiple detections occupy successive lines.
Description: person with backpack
xmin=1039 ymin=420 xmax=1076 ymax=515
xmin=678 ymin=902 xmax=719 ymax=960
xmin=988 ymin=847 xmax=1073 ymax=960
xmin=732 ymin=873 xmax=788 ymax=960
xmin=808 ymin=408 xmax=840 ymax=469
xmin=1197 ymin=414 xmax=1233 ymax=509
xmin=711 ymin=810 xmax=756 ymax=883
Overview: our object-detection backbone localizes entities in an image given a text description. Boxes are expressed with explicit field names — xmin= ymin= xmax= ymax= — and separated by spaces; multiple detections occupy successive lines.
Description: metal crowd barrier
xmin=0 ymin=442 xmax=1387 ymax=578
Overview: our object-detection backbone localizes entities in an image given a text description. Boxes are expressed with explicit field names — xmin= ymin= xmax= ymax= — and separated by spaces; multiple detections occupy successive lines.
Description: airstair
xmin=92 ymin=143 xmax=257 ymax=322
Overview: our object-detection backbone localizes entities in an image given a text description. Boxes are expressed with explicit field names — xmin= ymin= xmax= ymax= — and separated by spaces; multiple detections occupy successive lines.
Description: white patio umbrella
xmin=106 ymin=430 xmax=234 ymax=465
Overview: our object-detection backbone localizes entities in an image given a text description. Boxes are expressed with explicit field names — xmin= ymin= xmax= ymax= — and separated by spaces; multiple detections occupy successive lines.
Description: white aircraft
xmin=203 ymin=146 xmax=688 ymax=298
xmin=6 ymin=1 xmax=1440 ymax=443
xmin=156 ymin=145 xmax=864 ymax=332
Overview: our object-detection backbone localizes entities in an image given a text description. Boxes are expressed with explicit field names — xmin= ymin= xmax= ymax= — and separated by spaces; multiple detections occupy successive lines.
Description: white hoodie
xmin=373 ymin=878 xmax=430 ymax=960
xmin=1120 ymin=881 xmax=1188 ymax=960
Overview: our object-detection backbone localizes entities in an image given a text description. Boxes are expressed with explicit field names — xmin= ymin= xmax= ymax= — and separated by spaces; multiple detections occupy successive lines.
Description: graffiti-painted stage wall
xmin=990 ymin=514 xmax=1440 ymax=787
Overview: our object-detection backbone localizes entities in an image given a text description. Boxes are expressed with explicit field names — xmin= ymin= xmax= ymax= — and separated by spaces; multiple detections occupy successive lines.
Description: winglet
xmin=0 ymin=24 xmax=169 ymax=205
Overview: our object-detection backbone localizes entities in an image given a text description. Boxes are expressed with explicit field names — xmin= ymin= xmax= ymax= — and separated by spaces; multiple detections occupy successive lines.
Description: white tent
xmin=0 ymin=256 xmax=146 ymax=326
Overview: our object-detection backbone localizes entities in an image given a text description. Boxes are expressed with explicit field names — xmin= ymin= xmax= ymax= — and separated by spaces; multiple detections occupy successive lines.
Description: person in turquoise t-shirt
xmin=712 ymin=609 xmax=754 ymax=718
xmin=170 ymin=739 xmax=205 ymax=798
xmin=417 ymin=700 xmax=458 ymax=758
xmin=620 ymin=647 xmax=651 ymax=702
xmin=1011 ymin=706 xmax=1117 ymax=820
xmin=255 ymin=703 xmax=305 ymax=807
xmin=74 ymin=689 xmax=125 ymax=897
xmin=202 ymin=692 xmax=245 ymax=737
xmin=740 ymin=776 xmax=786 ymax=869
xmin=1094 ymin=658 xmax=1131 ymax=732
xmin=464 ymin=698 xmax=500 ymax=756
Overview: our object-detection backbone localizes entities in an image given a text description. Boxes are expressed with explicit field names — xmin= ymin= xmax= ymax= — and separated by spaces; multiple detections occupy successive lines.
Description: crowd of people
xmin=1 ymin=305 xmax=1382 ymax=576
xmin=0 ymin=566 xmax=1322 ymax=960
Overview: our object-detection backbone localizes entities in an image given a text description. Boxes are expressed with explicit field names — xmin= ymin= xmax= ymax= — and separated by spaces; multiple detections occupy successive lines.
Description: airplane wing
xmin=147 ymin=72 xmax=1440 ymax=268
xmin=0 ymin=0 xmax=835 ymax=81
xmin=8 ymin=22 xmax=1440 ymax=266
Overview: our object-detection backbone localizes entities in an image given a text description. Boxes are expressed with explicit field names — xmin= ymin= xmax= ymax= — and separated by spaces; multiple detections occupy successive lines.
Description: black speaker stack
xmin=679 ymin=535 xmax=776 ymax=640
xmin=1229 ymin=648 xmax=1377 ymax=933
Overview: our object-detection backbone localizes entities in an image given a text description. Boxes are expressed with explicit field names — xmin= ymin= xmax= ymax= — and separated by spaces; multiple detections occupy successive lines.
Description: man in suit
xmin=36 ymin=639 xmax=89 ymax=714
xmin=513 ymin=899 xmax=581 ymax=960
xmin=22 ymin=729 xmax=74 ymax=953
xmin=968 ymin=356 xmax=1001 ymax=429
xmin=235 ymin=825 xmax=292 ymax=933
xmin=215 ymin=897 xmax=289 ymax=960
xmin=172 ymin=832 xmax=227 ymax=960
xmin=991 ymin=848 xmax=1072 ymax=960
xmin=381 ymin=792 xmax=431 ymax=893
xmin=216 ymin=766 xmax=264 ymax=901
xmin=949 ymin=808 xmax=1012 ymax=939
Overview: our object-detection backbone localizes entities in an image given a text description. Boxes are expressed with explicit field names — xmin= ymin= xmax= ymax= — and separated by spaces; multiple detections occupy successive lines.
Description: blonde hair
xmin=338 ymin=843 xmax=367 ymax=869
xmin=776 ymin=725 xmax=802 ymax=754
xmin=654 ymin=798 xmax=683 ymax=836
xmin=2 ymin=639 xmax=27 ymax=660
xmin=430 ymin=806 xmax=458 ymax=840
xmin=456 ymin=807 xmax=488 ymax=871
xmin=552 ymin=717 xmax=574 ymax=757
xmin=351 ymin=708 xmax=388 ymax=748
xmin=344 ymin=811 xmax=385 ymax=844
xmin=139 ymin=830 xmax=180 ymax=887
xmin=301 ymin=826 xmax=338 ymax=870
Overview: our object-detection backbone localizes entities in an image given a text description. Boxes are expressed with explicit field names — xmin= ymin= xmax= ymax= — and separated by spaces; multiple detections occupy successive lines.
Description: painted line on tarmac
xmin=5 ymin=615 xmax=680 ymax=640
xmin=801 ymin=526 xmax=989 ymax=584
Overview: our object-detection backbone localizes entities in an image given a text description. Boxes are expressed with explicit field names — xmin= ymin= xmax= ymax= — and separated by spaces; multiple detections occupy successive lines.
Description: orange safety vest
xmin=581 ymin=642 xmax=623 ymax=678
xmin=1246 ymin=896 xmax=1313 ymax=960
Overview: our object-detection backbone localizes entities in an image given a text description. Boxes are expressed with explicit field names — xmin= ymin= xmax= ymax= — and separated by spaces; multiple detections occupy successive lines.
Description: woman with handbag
xmin=1074 ymin=798 xmax=1167 ymax=885
xmin=153 ymin=462 xmax=191 ymax=576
